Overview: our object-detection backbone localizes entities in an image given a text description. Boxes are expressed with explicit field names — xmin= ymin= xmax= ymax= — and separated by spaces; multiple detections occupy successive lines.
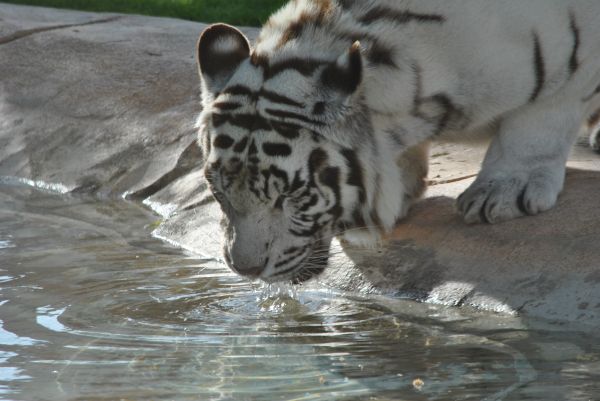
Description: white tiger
xmin=196 ymin=0 xmax=600 ymax=283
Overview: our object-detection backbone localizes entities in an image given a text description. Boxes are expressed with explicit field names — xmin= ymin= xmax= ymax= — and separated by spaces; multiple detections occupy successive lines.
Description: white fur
xmin=260 ymin=0 xmax=600 ymax=227
xmin=198 ymin=1 xmax=600 ymax=282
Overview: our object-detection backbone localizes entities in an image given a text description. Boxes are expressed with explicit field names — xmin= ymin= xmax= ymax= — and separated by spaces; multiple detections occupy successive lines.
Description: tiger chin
xmin=195 ymin=0 xmax=600 ymax=283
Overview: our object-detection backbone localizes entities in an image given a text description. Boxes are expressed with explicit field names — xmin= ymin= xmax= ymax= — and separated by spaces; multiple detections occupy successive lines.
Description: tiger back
xmin=196 ymin=0 xmax=600 ymax=282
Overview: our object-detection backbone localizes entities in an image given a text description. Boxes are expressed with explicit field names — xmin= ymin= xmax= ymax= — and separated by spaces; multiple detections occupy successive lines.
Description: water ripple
xmin=1 ymin=183 xmax=599 ymax=400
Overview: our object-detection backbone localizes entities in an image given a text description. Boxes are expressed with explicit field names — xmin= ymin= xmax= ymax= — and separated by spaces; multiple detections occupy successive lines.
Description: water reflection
xmin=0 ymin=183 xmax=599 ymax=400
xmin=0 ymin=238 xmax=14 ymax=250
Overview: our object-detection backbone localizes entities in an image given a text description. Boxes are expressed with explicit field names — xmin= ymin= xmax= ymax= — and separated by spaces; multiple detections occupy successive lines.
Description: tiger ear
xmin=320 ymin=41 xmax=363 ymax=95
xmin=197 ymin=24 xmax=251 ymax=97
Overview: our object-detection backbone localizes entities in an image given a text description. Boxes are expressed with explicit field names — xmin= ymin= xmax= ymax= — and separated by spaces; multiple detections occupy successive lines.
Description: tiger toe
xmin=457 ymin=170 xmax=561 ymax=224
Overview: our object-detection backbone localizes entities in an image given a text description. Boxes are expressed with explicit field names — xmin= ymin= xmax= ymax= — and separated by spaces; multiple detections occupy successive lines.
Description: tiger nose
xmin=224 ymin=251 xmax=265 ymax=278
xmin=233 ymin=264 xmax=264 ymax=278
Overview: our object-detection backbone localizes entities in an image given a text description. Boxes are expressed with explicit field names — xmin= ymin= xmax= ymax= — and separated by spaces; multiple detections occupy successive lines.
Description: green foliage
xmin=0 ymin=0 xmax=288 ymax=26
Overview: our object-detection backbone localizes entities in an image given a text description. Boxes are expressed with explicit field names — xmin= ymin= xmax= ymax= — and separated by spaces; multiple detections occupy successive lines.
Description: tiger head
xmin=196 ymin=24 xmax=427 ymax=283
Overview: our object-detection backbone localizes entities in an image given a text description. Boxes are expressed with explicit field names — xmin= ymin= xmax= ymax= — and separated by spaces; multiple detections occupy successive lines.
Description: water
xmin=0 ymin=183 xmax=599 ymax=401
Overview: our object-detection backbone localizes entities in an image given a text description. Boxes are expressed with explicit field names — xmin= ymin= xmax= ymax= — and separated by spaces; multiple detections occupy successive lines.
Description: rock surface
xmin=1 ymin=4 xmax=599 ymax=328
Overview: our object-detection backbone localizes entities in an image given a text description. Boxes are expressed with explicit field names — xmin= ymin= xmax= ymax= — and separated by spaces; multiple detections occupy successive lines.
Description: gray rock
xmin=1 ymin=4 xmax=599 ymax=328
xmin=0 ymin=4 xmax=206 ymax=197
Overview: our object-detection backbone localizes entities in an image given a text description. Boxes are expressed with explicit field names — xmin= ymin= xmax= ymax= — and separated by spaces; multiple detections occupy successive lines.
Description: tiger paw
xmin=456 ymin=169 xmax=563 ymax=224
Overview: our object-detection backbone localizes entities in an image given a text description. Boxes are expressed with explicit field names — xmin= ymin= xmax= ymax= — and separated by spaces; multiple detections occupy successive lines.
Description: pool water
xmin=0 ymin=183 xmax=599 ymax=401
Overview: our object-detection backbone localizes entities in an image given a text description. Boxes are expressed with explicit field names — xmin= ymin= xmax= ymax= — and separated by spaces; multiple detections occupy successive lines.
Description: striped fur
xmin=197 ymin=0 xmax=600 ymax=283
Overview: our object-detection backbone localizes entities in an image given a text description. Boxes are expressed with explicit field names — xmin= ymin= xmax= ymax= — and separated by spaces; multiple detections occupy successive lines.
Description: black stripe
xmin=233 ymin=136 xmax=249 ymax=153
xmin=272 ymin=261 xmax=303 ymax=277
xmin=290 ymin=222 xmax=323 ymax=237
xmin=277 ymin=18 xmax=306 ymax=48
xmin=213 ymin=101 xmax=242 ymax=111
xmin=291 ymin=214 xmax=312 ymax=225
xmin=265 ymin=58 xmax=325 ymax=79
xmin=366 ymin=41 xmax=397 ymax=68
xmin=261 ymin=169 xmax=272 ymax=200
xmin=265 ymin=108 xmax=325 ymax=126
xmin=270 ymin=29 xmax=397 ymax=76
xmin=220 ymin=87 xmax=306 ymax=109
xmin=290 ymin=171 xmax=306 ymax=193
xmin=341 ymin=149 xmax=366 ymax=203
xmin=212 ymin=113 xmax=272 ymax=131
xmin=213 ymin=134 xmax=234 ymax=149
xmin=334 ymin=27 xmax=397 ymax=68
xmin=308 ymin=148 xmax=328 ymax=173
xmin=259 ymin=89 xmax=305 ymax=107
xmin=296 ymin=213 xmax=317 ymax=223
xmin=274 ymin=255 xmax=298 ymax=270
xmin=359 ymin=7 xmax=445 ymax=25
xmin=248 ymin=139 xmax=258 ymax=155
xmin=430 ymin=93 xmax=459 ymax=135
xmin=530 ymin=32 xmax=546 ymax=102
xmin=262 ymin=142 xmax=292 ymax=157
xmin=250 ymin=52 xmax=269 ymax=69
xmin=298 ymin=194 xmax=319 ymax=212
xmin=318 ymin=167 xmax=341 ymax=200
xmin=283 ymin=246 xmax=302 ymax=256
xmin=582 ymin=84 xmax=600 ymax=102
xmin=249 ymin=188 xmax=261 ymax=198
xmin=411 ymin=63 xmax=423 ymax=114
xmin=274 ymin=246 xmax=308 ymax=268
xmin=231 ymin=114 xmax=268 ymax=130
xmin=568 ymin=12 xmax=580 ymax=77
xmin=270 ymin=121 xmax=302 ymax=139
xmin=320 ymin=45 xmax=362 ymax=94
xmin=328 ymin=204 xmax=344 ymax=219
xmin=415 ymin=93 xmax=463 ymax=135
xmin=268 ymin=165 xmax=290 ymax=190
xmin=212 ymin=113 xmax=228 ymax=127
xmin=222 ymin=85 xmax=255 ymax=98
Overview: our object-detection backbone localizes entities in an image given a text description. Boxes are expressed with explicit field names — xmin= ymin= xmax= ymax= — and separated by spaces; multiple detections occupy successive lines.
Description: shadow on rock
xmin=338 ymin=168 xmax=600 ymax=327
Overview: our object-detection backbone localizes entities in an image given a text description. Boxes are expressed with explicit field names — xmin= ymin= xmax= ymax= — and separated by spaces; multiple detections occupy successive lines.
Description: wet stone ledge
xmin=1 ymin=4 xmax=600 ymax=329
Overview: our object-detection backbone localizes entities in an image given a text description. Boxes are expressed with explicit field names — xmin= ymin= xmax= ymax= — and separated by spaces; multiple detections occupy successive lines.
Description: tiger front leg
xmin=457 ymin=95 xmax=583 ymax=224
